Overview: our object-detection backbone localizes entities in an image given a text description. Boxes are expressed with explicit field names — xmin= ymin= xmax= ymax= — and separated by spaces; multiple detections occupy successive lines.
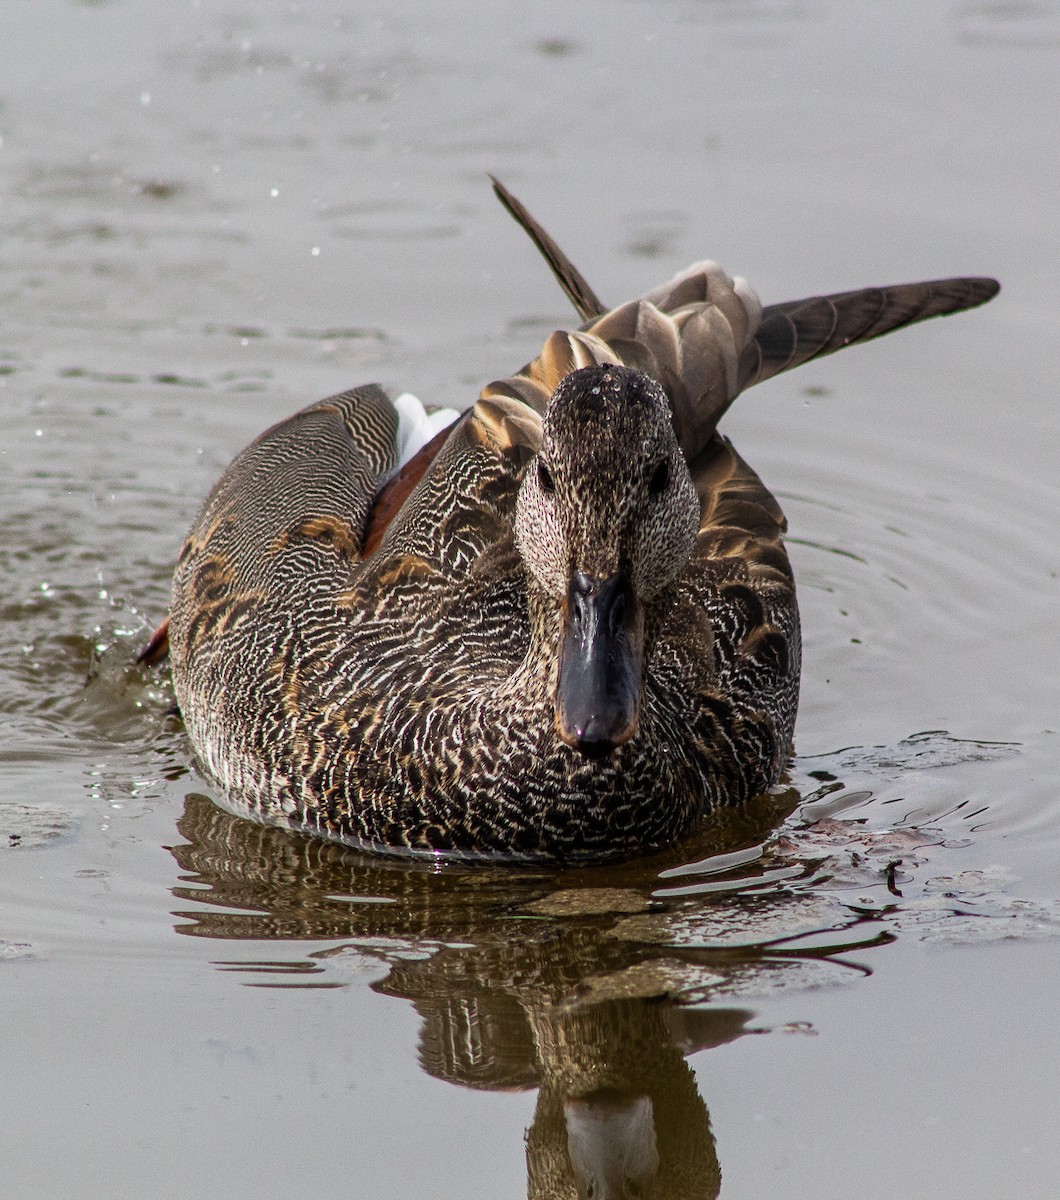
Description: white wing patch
xmin=392 ymin=393 xmax=459 ymax=469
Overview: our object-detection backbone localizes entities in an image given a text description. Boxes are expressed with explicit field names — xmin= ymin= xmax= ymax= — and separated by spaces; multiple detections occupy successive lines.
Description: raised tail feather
xmin=489 ymin=175 xmax=606 ymax=321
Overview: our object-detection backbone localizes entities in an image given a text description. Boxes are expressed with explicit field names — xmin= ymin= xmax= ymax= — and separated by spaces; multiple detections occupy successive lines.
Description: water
xmin=2 ymin=1 xmax=1059 ymax=1196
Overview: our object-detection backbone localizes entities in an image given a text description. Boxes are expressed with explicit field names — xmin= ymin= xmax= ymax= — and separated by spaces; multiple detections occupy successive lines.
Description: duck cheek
xmin=554 ymin=570 xmax=645 ymax=759
xmin=514 ymin=493 xmax=568 ymax=597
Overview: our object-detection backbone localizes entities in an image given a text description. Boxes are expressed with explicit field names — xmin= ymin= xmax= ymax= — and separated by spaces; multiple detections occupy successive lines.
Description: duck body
xmin=171 ymin=381 xmax=797 ymax=860
xmin=166 ymin=182 xmax=998 ymax=862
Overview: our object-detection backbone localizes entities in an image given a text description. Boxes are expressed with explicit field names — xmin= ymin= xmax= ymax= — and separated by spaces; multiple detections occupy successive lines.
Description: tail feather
xmin=489 ymin=175 xmax=606 ymax=321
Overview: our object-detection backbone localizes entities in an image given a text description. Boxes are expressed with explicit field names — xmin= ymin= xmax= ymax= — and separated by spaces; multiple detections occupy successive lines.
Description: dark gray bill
xmin=555 ymin=570 xmax=644 ymax=758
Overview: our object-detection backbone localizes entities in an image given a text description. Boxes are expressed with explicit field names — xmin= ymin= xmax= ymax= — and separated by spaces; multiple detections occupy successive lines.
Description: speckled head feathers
xmin=515 ymin=364 xmax=699 ymax=599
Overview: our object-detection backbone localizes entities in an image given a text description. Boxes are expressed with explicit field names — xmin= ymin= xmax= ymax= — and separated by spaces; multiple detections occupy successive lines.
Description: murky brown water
xmin=3 ymin=1 xmax=1059 ymax=1196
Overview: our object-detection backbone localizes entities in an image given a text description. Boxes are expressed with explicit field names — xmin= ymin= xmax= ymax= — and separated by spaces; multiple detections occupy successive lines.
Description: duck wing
xmin=361 ymin=393 xmax=541 ymax=573
xmin=475 ymin=183 xmax=998 ymax=626
xmin=479 ymin=259 xmax=761 ymax=464
xmin=388 ymin=187 xmax=998 ymax=589
xmin=167 ymin=386 xmax=401 ymax=664
xmin=739 ymin=277 xmax=1000 ymax=390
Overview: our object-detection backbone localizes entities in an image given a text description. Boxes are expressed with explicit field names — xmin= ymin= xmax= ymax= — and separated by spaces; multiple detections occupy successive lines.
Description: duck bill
xmin=555 ymin=570 xmax=645 ymax=758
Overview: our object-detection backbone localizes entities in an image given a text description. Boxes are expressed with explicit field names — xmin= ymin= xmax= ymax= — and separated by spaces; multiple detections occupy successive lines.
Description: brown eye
xmin=537 ymin=460 xmax=555 ymax=493
xmin=648 ymin=459 xmax=669 ymax=496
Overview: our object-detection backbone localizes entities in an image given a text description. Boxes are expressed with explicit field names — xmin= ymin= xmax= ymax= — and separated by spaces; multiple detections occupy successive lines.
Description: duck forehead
xmin=543 ymin=382 xmax=672 ymax=481
xmin=547 ymin=363 xmax=668 ymax=423
xmin=546 ymin=416 xmax=662 ymax=484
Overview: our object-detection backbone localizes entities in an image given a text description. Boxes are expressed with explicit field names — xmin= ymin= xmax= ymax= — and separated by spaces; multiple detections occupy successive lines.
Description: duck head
xmin=514 ymin=364 xmax=700 ymax=758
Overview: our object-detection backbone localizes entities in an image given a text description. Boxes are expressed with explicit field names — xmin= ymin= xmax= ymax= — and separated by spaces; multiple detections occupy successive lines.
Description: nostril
xmin=570 ymin=592 xmax=588 ymax=632
xmin=568 ymin=571 xmax=596 ymax=630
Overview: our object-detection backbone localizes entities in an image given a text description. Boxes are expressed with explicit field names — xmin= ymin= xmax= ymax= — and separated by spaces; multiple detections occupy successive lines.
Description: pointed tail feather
xmin=489 ymin=175 xmax=607 ymax=321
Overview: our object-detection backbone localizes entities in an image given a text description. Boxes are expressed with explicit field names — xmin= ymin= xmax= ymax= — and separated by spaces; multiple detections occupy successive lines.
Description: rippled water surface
xmin=3 ymin=2 xmax=1059 ymax=1197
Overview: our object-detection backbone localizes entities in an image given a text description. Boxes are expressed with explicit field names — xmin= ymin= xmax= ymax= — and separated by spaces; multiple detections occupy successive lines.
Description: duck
xmin=152 ymin=178 xmax=998 ymax=862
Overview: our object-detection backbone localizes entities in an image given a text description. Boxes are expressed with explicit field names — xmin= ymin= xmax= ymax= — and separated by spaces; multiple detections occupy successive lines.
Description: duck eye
xmin=537 ymin=460 xmax=555 ymax=494
xmin=648 ymin=459 xmax=670 ymax=496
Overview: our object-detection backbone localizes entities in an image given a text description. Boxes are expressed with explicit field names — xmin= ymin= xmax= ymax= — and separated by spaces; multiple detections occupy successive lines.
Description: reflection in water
xmin=169 ymin=792 xmax=896 ymax=1198
xmin=564 ymin=1092 xmax=659 ymax=1199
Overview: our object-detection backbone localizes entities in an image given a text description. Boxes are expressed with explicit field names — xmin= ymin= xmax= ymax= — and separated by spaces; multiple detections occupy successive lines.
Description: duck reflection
xmin=564 ymin=1090 xmax=660 ymax=1200
xmin=169 ymin=791 xmax=886 ymax=1199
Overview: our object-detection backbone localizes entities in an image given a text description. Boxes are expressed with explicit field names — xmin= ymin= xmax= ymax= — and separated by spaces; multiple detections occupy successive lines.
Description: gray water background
xmin=2 ymin=1 xmax=1059 ymax=1197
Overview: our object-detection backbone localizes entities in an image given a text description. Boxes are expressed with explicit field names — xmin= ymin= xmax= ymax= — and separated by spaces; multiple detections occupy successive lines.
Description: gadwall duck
xmin=153 ymin=180 xmax=998 ymax=861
